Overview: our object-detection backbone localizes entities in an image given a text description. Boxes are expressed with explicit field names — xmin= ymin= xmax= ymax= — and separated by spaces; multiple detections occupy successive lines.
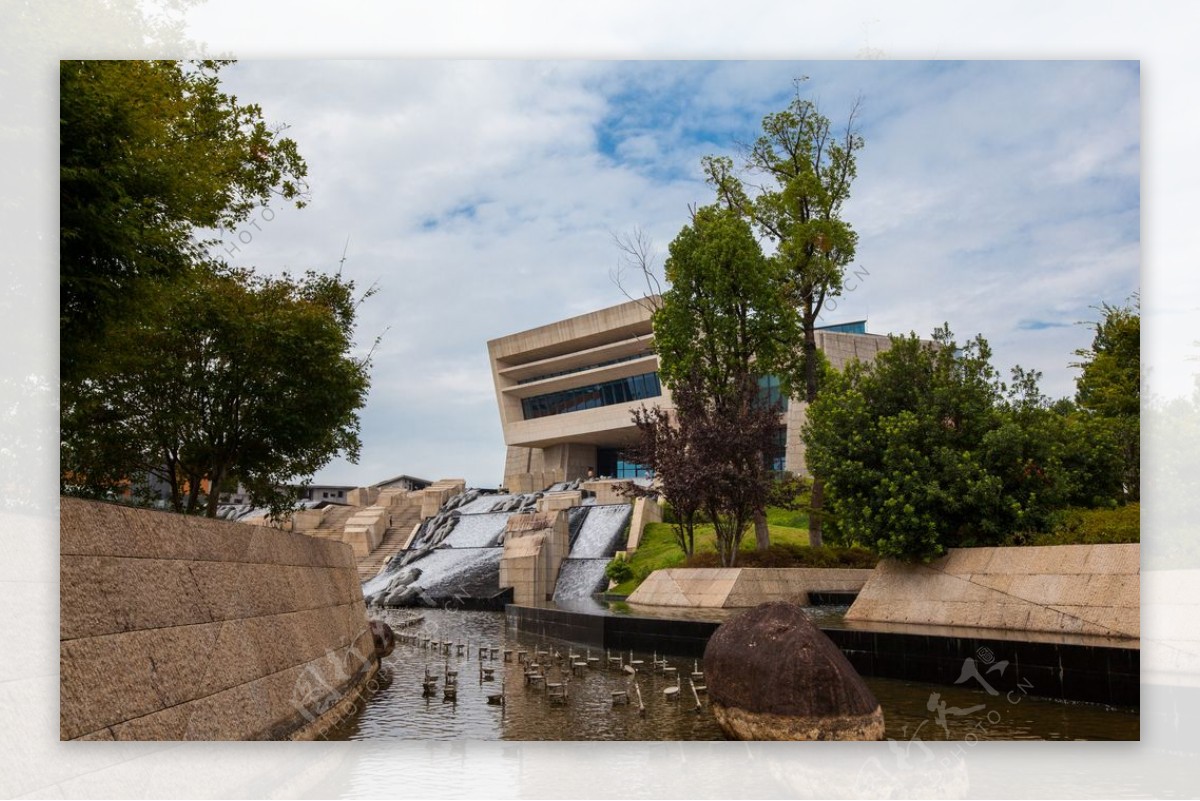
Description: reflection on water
xmin=866 ymin=676 xmax=1139 ymax=741
xmin=327 ymin=609 xmax=724 ymax=741
xmin=325 ymin=609 xmax=1138 ymax=742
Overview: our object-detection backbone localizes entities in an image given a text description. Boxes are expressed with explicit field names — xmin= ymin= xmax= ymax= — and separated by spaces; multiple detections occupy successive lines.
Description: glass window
xmin=756 ymin=374 xmax=788 ymax=410
xmin=521 ymin=372 xmax=663 ymax=419
xmin=616 ymin=459 xmax=650 ymax=478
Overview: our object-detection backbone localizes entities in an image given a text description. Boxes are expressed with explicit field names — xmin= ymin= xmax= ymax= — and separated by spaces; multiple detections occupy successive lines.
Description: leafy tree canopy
xmin=698 ymin=79 xmax=865 ymax=548
xmin=703 ymin=78 xmax=864 ymax=402
xmin=803 ymin=327 xmax=1123 ymax=562
xmin=60 ymin=59 xmax=309 ymax=383
xmin=624 ymin=370 xmax=780 ymax=566
xmin=61 ymin=265 xmax=371 ymax=519
xmin=1073 ymin=297 xmax=1140 ymax=500
xmin=1074 ymin=296 xmax=1140 ymax=418
xmin=633 ymin=203 xmax=799 ymax=560
xmin=654 ymin=204 xmax=801 ymax=406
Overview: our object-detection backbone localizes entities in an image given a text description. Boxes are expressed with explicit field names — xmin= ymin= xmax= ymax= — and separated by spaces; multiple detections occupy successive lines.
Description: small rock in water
xmin=369 ymin=619 xmax=395 ymax=658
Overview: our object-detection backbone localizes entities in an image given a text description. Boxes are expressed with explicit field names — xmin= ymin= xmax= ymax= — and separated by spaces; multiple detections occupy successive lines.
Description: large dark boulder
xmin=703 ymin=601 xmax=884 ymax=740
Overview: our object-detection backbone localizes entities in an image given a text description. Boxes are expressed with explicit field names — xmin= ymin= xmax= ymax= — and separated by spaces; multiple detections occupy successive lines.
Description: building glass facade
xmin=597 ymin=448 xmax=650 ymax=479
xmin=521 ymin=372 xmax=663 ymax=420
xmin=757 ymin=375 xmax=789 ymax=410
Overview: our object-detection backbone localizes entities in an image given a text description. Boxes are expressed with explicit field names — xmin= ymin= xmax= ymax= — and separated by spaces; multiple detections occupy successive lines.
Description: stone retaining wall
xmin=627 ymin=567 xmax=874 ymax=608
xmin=845 ymin=543 xmax=1139 ymax=638
xmin=498 ymin=511 xmax=569 ymax=606
xmin=60 ymin=497 xmax=377 ymax=740
xmin=626 ymin=496 xmax=661 ymax=551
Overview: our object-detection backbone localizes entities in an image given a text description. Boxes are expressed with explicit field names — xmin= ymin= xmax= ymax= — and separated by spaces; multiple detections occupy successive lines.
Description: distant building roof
xmin=373 ymin=474 xmax=433 ymax=490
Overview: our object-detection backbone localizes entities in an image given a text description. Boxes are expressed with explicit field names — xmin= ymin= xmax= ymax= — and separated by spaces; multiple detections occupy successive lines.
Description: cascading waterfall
xmin=215 ymin=498 xmax=322 ymax=522
xmin=363 ymin=487 xmax=632 ymax=609
xmin=568 ymin=504 xmax=632 ymax=557
xmin=364 ymin=490 xmax=538 ymax=609
xmin=553 ymin=504 xmax=632 ymax=603
xmin=550 ymin=558 xmax=612 ymax=601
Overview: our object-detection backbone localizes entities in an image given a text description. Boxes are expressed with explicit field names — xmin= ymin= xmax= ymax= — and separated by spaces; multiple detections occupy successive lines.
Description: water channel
xmin=325 ymin=608 xmax=1139 ymax=742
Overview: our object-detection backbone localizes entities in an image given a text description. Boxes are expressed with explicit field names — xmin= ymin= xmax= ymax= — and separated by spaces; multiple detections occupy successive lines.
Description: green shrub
xmin=604 ymin=557 xmax=634 ymax=585
xmin=683 ymin=544 xmax=877 ymax=569
xmin=1008 ymin=503 xmax=1140 ymax=546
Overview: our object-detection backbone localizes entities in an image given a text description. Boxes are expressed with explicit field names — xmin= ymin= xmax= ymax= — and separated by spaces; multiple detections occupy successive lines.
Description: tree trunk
xmin=205 ymin=465 xmax=226 ymax=518
xmin=185 ymin=473 xmax=202 ymax=515
xmin=804 ymin=335 xmax=820 ymax=402
xmin=753 ymin=509 xmax=770 ymax=551
xmin=164 ymin=455 xmax=182 ymax=513
xmin=808 ymin=476 xmax=824 ymax=549
xmin=803 ymin=311 xmax=824 ymax=549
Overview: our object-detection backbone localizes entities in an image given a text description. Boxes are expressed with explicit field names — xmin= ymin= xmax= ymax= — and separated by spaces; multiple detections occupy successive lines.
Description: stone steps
xmin=314 ymin=504 xmax=361 ymax=531
xmin=356 ymin=505 xmax=423 ymax=581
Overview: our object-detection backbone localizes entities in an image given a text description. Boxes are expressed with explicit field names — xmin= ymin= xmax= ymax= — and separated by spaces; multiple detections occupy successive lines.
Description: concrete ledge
xmin=537 ymin=491 xmax=581 ymax=512
xmin=581 ymin=479 xmax=629 ymax=505
xmin=289 ymin=507 xmax=326 ymax=532
xmin=845 ymin=544 xmax=1139 ymax=639
xmin=419 ymin=479 xmax=466 ymax=518
xmin=627 ymin=567 xmax=874 ymax=608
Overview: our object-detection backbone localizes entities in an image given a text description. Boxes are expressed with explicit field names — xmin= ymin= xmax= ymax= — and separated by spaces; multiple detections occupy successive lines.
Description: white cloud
xmin=209 ymin=60 xmax=1140 ymax=487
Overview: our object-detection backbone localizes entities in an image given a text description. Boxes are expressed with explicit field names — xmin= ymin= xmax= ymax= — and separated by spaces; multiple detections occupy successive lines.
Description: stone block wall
xmin=498 ymin=511 xmax=569 ymax=605
xmin=627 ymin=496 xmax=662 ymax=551
xmin=845 ymin=544 xmax=1140 ymax=638
xmin=537 ymin=490 xmax=581 ymax=512
xmin=289 ymin=507 xmax=326 ymax=533
xmin=419 ymin=479 xmax=466 ymax=518
xmin=60 ymin=497 xmax=377 ymax=740
xmin=581 ymin=479 xmax=629 ymax=505
xmin=346 ymin=486 xmax=380 ymax=507
xmin=627 ymin=567 xmax=874 ymax=608
xmin=341 ymin=506 xmax=387 ymax=557
xmin=503 ymin=445 xmax=588 ymax=492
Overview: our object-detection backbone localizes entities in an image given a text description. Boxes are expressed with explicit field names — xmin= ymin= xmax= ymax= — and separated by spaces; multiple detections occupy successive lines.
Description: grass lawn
xmin=609 ymin=511 xmax=877 ymax=595
xmin=608 ymin=501 xmax=1140 ymax=596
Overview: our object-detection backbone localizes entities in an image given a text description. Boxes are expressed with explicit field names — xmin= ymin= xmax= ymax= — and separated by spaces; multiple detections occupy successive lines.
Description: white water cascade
xmin=363 ymin=490 xmax=631 ymax=608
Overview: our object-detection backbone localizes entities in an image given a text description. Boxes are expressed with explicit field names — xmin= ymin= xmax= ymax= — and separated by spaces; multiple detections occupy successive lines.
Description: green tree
xmin=703 ymin=78 xmax=865 ymax=547
xmin=650 ymin=204 xmax=801 ymax=552
xmin=60 ymin=266 xmax=371 ymax=518
xmin=803 ymin=326 xmax=1121 ymax=562
xmin=60 ymin=59 xmax=308 ymax=385
xmin=1073 ymin=297 xmax=1140 ymax=501
xmin=653 ymin=205 xmax=800 ymax=407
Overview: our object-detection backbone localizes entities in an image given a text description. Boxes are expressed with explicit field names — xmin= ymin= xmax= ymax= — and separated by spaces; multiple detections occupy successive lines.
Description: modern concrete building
xmin=299 ymin=483 xmax=356 ymax=504
xmin=487 ymin=297 xmax=892 ymax=492
xmin=373 ymin=474 xmax=433 ymax=493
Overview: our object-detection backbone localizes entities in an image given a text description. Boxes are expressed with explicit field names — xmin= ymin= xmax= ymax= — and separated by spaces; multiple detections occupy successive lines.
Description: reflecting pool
xmin=324 ymin=609 xmax=1139 ymax=741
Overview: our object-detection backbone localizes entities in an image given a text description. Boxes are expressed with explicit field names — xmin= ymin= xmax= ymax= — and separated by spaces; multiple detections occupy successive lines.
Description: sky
xmin=205 ymin=60 xmax=1140 ymax=490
